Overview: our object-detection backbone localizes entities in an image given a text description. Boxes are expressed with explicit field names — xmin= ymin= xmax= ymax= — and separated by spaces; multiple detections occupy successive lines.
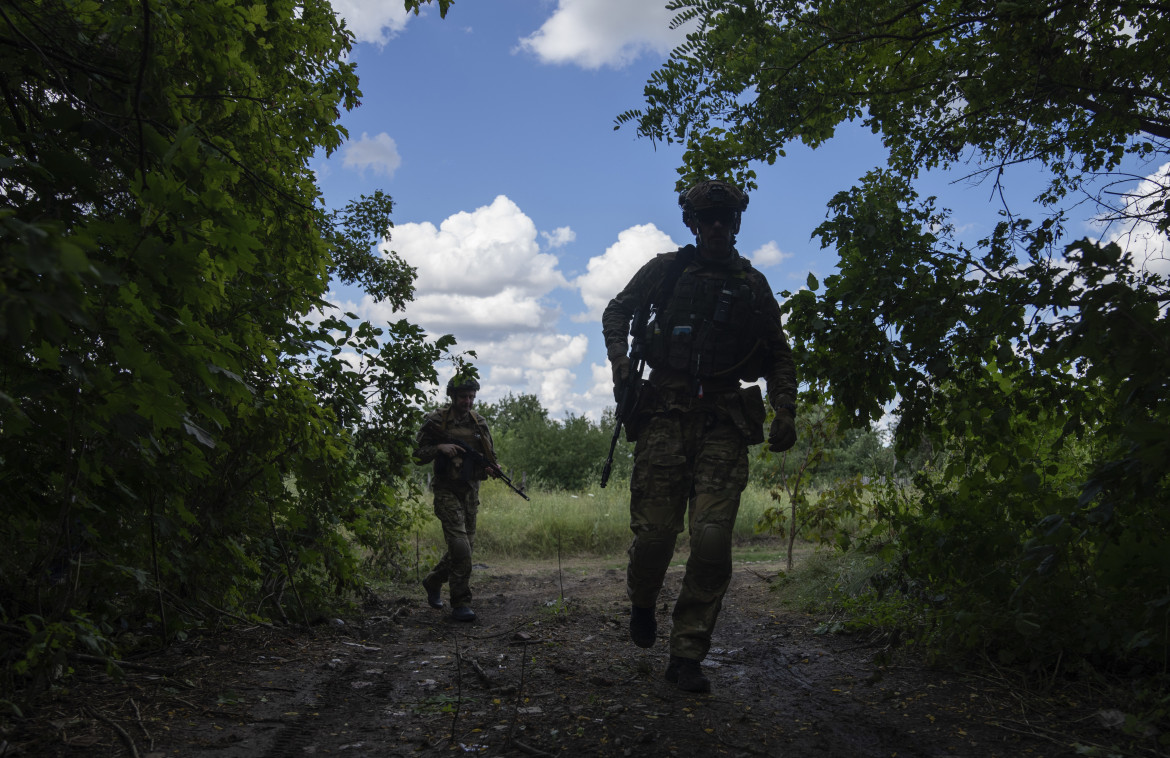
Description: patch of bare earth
xmin=4 ymin=558 xmax=1130 ymax=757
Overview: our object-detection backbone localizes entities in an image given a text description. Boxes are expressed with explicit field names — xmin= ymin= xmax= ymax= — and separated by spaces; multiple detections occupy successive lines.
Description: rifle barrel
xmin=421 ymin=420 xmax=529 ymax=499
xmin=600 ymin=458 xmax=613 ymax=489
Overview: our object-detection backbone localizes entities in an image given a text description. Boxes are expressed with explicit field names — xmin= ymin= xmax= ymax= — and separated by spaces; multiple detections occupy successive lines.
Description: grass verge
xmin=410 ymin=481 xmax=787 ymax=564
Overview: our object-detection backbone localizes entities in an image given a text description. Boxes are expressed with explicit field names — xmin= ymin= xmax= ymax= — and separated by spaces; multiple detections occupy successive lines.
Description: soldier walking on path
xmin=602 ymin=179 xmax=799 ymax=692
xmin=413 ymin=373 xmax=501 ymax=623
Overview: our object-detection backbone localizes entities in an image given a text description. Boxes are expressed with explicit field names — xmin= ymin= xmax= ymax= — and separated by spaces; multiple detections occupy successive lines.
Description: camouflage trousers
xmin=627 ymin=408 xmax=749 ymax=661
xmin=423 ymin=484 xmax=479 ymax=608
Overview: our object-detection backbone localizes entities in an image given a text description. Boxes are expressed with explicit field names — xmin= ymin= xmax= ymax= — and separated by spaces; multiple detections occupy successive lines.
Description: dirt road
xmin=9 ymin=558 xmax=1120 ymax=756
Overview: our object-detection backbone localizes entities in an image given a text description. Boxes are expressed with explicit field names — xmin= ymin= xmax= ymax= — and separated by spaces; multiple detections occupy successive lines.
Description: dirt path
xmin=9 ymin=558 xmax=1123 ymax=757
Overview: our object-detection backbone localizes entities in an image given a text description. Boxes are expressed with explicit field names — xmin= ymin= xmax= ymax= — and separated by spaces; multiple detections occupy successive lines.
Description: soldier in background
xmin=413 ymin=374 xmax=500 ymax=622
xmin=602 ymin=179 xmax=798 ymax=692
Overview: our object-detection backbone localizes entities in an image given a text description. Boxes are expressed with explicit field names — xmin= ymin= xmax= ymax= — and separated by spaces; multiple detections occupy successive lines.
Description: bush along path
xmin=4 ymin=559 xmax=1143 ymax=757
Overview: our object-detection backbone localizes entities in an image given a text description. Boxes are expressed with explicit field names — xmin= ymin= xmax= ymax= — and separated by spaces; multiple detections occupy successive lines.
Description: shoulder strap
xmin=647 ymin=245 xmax=695 ymax=311
xmin=469 ymin=411 xmax=498 ymax=463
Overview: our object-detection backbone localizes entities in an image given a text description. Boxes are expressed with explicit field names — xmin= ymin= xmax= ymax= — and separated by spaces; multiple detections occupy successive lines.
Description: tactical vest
xmin=435 ymin=412 xmax=494 ymax=482
xmin=643 ymin=263 xmax=764 ymax=381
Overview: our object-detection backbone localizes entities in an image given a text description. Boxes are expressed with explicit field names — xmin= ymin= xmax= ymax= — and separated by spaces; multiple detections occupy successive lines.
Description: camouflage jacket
xmin=413 ymin=408 xmax=497 ymax=489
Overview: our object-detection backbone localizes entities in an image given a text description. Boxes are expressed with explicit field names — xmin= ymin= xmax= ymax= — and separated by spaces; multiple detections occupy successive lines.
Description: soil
xmin=2 ymin=555 xmax=1145 ymax=757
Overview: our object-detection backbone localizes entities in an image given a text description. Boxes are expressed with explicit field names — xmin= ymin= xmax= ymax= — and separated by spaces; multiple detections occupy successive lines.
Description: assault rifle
xmin=422 ymin=420 xmax=530 ymax=500
xmin=600 ymin=304 xmax=648 ymax=488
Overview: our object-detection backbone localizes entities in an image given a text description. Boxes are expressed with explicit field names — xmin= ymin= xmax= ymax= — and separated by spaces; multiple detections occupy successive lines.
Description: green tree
xmin=478 ymin=392 xmax=550 ymax=437
xmin=622 ymin=0 xmax=1167 ymax=193
xmin=413 ymin=392 xmax=618 ymax=492
xmin=494 ymin=408 xmax=615 ymax=492
xmin=1 ymin=0 xmax=452 ymax=695
xmin=622 ymin=0 xmax=1169 ymax=667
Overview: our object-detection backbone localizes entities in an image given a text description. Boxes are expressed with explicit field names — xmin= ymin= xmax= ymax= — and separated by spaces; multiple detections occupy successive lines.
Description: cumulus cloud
xmin=542 ymin=226 xmax=576 ymax=249
xmin=389 ymin=195 xmax=567 ymax=301
xmin=405 ymin=291 xmax=550 ymax=338
xmin=574 ymin=223 xmax=678 ymax=320
xmin=516 ymin=0 xmax=691 ymax=69
xmin=456 ymin=333 xmax=594 ymax=417
xmin=749 ymin=240 xmax=793 ymax=268
xmin=534 ymin=368 xmax=582 ymax=416
xmin=356 ymin=198 xmax=568 ymax=341
xmin=342 ymin=132 xmax=402 ymax=177
xmin=584 ymin=361 xmax=614 ymax=408
xmin=484 ymin=333 xmax=588 ymax=373
xmin=329 ymin=0 xmax=413 ymax=45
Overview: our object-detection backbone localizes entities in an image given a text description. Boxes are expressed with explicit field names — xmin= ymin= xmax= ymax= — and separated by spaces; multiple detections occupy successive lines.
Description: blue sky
xmin=311 ymin=0 xmax=1168 ymax=421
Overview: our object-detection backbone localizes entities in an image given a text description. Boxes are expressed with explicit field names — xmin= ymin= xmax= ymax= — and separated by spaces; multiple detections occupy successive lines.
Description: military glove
xmin=768 ymin=410 xmax=797 ymax=452
xmin=610 ymin=355 xmax=630 ymax=403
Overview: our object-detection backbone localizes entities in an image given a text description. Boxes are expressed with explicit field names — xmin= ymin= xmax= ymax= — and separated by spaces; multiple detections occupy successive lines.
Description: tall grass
xmin=413 ymin=479 xmax=784 ymax=561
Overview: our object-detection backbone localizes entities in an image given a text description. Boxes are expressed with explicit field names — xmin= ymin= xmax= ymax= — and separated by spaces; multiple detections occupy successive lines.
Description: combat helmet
xmin=446 ymin=374 xmax=481 ymax=397
xmin=678 ymin=180 xmax=749 ymax=233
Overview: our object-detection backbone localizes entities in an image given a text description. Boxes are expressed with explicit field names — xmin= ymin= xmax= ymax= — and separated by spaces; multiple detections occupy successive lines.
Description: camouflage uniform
xmin=413 ymin=407 xmax=497 ymax=609
xmin=602 ymin=244 xmax=797 ymax=662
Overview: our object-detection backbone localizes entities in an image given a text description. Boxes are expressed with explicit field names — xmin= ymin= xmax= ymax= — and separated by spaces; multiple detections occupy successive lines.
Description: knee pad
xmin=689 ymin=523 xmax=732 ymax=593
xmin=449 ymin=536 xmax=472 ymax=563
xmin=633 ymin=529 xmax=677 ymax=567
xmin=692 ymin=523 xmax=731 ymax=568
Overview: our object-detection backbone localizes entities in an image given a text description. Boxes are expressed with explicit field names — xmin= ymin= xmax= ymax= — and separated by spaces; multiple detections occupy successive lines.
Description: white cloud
xmin=405 ymin=290 xmax=551 ymax=339
xmin=330 ymin=0 xmax=413 ymax=45
xmin=574 ymin=223 xmax=678 ymax=321
xmin=517 ymin=0 xmax=691 ymax=69
xmin=342 ymin=132 xmax=402 ymax=177
xmin=542 ymin=226 xmax=576 ymax=249
xmin=508 ymin=333 xmax=589 ymax=371
xmin=389 ymin=195 xmax=567 ymax=300
xmin=461 ymin=333 xmax=595 ymax=417
xmin=535 ymin=368 xmax=581 ymax=416
xmin=483 ymin=333 xmax=587 ymax=376
xmin=415 ymin=332 xmax=587 ymax=389
xmin=749 ymin=240 xmax=792 ymax=268
xmin=586 ymin=361 xmax=615 ymax=408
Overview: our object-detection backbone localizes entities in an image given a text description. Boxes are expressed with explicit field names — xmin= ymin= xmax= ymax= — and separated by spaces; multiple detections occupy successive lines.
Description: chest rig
xmin=436 ymin=411 xmax=493 ymax=482
xmin=643 ymin=257 xmax=763 ymax=383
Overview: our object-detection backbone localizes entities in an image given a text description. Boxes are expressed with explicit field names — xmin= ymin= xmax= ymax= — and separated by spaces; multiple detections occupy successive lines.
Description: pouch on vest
xmin=733 ymin=384 xmax=766 ymax=444
xmin=437 ymin=453 xmax=487 ymax=481
xmin=666 ymin=324 xmax=693 ymax=372
xmin=436 ymin=453 xmax=462 ymax=480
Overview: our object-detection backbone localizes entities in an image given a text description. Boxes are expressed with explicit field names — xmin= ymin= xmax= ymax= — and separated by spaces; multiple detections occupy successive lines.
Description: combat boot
xmin=629 ymin=605 xmax=656 ymax=648
xmin=451 ymin=606 xmax=476 ymax=622
xmin=422 ymin=580 xmax=443 ymax=609
xmin=665 ymin=655 xmax=711 ymax=693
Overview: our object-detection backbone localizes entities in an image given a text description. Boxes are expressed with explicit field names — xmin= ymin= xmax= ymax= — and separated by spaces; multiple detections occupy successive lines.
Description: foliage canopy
xmin=623 ymin=0 xmax=1168 ymax=197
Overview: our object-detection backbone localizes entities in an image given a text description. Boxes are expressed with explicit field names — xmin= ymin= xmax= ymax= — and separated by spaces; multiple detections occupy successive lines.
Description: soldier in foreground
xmin=413 ymin=374 xmax=501 ymax=622
xmin=602 ymin=180 xmax=798 ymax=692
